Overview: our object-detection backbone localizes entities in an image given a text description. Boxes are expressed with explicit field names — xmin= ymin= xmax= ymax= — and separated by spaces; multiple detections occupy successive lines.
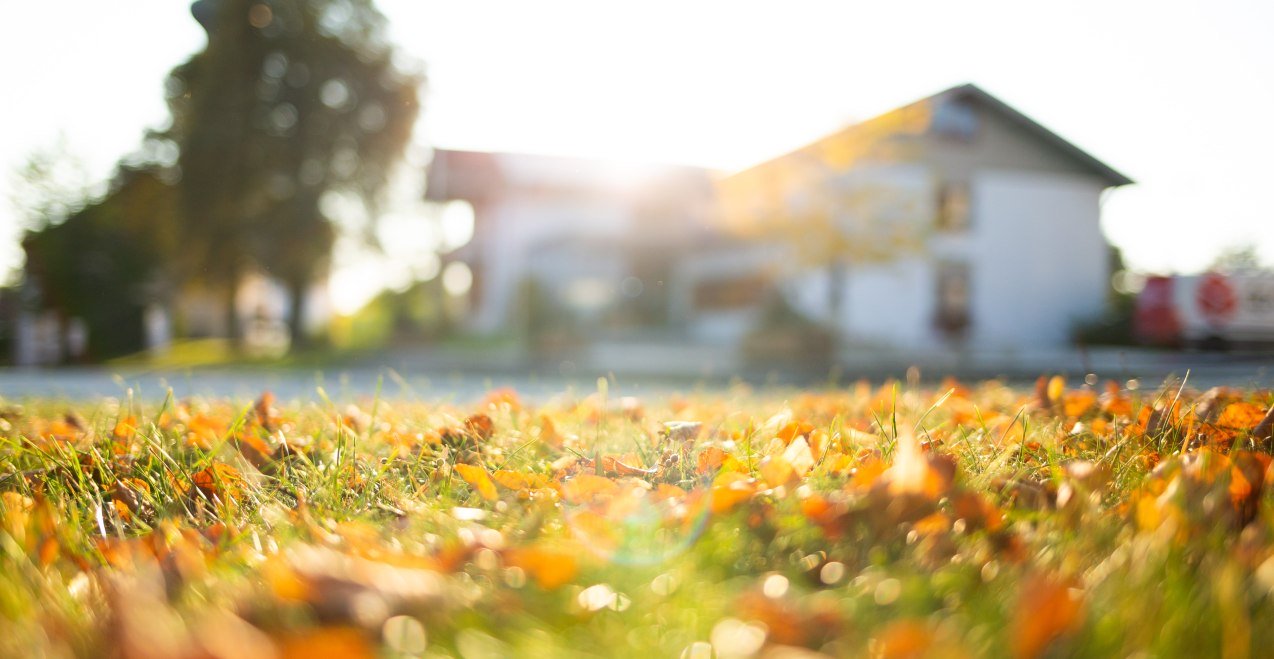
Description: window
xmin=936 ymin=181 xmax=970 ymax=232
xmin=693 ymin=274 xmax=770 ymax=311
xmin=931 ymin=98 xmax=979 ymax=141
xmin=935 ymin=262 xmax=971 ymax=336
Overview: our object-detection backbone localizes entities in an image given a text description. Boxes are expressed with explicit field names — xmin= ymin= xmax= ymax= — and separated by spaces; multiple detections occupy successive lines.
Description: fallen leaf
xmin=1012 ymin=573 xmax=1084 ymax=659
xmin=504 ymin=545 xmax=578 ymax=589
xmin=454 ymin=463 xmax=498 ymax=501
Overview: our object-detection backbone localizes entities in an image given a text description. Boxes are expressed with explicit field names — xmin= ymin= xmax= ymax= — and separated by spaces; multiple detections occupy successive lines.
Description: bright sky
xmin=2 ymin=0 xmax=1272 ymax=311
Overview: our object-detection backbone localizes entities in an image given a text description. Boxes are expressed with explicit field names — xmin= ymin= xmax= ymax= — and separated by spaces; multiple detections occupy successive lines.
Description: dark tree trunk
xmin=287 ymin=278 xmax=309 ymax=351
xmin=223 ymin=278 xmax=241 ymax=351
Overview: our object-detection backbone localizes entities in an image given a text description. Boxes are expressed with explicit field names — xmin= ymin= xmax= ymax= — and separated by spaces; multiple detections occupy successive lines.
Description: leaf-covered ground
xmin=3 ymin=376 xmax=1274 ymax=658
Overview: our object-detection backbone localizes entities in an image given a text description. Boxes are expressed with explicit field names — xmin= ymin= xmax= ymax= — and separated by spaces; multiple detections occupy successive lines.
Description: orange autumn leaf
xmin=276 ymin=626 xmax=375 ymax=659
xmin=254 ymin=391 xmax=281 ymax=430
xmin=600 ymin=455 xmax=657 ymax=477
xmin=561 ymin=474 xmax=619 ymax=504
xmin=800 ymin=493 xmax=835 ymax=523
xmin=737 ymin=592 xmax=806 ymax=645
xmin=734 ymin=590 xmax=841 ymax=647
xmin=37 ymin=418 xmax=81 ymax=445
xmin=696 ymin=445 xmax=727 ymax=475
xmin=0 ymin=492 xmax=32 ymax=544
xmin=37 ymin=535 xmax=59 ymax=567
xmin=465 ymin=414 xmax=495 ymax=442
xmin=807 ymin=428 xmax=830 ymax=458
xmin=1205 ymin=401 xmax=1268 ymax=448
xmin=1012 ymin=574 xmax=1084 ymax=659
xmin=186 ymin=414 xmax=227 ymax=449
xmin=1228 ymin=451 xmax=1269 ymax=525
xmin=536 ymin=414 xmax=563 ymax=448
xmin=492 ymin=469 xmax=554 ymax=492
xmin=848 ymin=455 xmax=889 ymax=492
xmin=759 ymin=455 xmax=795 ymax=488
xmin=109 ymin=478 xmax=151 ymax=524
xmin=1132 ymin=405 xmax=1158 ymax=436
xmin=950 ymin=490 xmax=1004 ymax=532
xmin=710 ymin=472 xmax=757 ymax=514
xmin=1061 ymin=390 xmax=1096 ymax=418
xmin=873 ymin=619 xmax=936 ymax=659
xmin=188 ymin=462 xmax=245 ymax=507
xmin=5 ymin=494 xmax=61 ymax=566
xmin=775 ymin=420 xmax=815 ymax=445
xmin=480 ymin=387 xmax=523 ymax=411
xmin=1100 ymin=381 xmax=1133 ymax=417
xmin=913 ymin=512 xmax=952 ymax=537
xmin=651 ymin=483 xmax=687 ymax=502
xmin=504 ymin=545 xmax=579 ymax=589
xmin=233 ymin=431 xmax=276 ymax=470
xmin=112 ymin=416 xmax=138 ymax=440
xmin=454 ymin=463 xmax=498 ymax=501
xmin=491 ymin=469 xmax=529 ymax=490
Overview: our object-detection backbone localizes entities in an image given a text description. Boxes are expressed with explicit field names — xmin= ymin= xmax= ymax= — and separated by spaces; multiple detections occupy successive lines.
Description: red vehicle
xmin=1135 ymin=272 xmax=1274 ymax=349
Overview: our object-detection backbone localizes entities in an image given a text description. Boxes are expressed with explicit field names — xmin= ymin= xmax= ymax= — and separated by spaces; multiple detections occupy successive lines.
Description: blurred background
xmin=2 ymin=0 xmax=1273 ymax=383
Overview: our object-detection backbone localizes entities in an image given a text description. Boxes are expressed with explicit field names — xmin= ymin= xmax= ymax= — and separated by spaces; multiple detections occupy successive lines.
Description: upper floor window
xmin=931 ymin=98 xmax=979 ymax=141
xmin=936 ymin=181 xmax=971 ymax=232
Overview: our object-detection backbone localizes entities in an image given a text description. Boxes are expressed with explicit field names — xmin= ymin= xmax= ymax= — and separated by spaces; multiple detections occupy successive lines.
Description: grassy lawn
xmin=2 ymin=376 xmax=1274 ymax=657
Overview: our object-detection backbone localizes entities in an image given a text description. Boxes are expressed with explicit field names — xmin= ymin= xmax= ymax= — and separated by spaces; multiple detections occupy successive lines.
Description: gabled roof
xmin=943 ymin=83 xmax=1133 ymax=187
xmin=728 ymin=83 xmax=1133 ymax=189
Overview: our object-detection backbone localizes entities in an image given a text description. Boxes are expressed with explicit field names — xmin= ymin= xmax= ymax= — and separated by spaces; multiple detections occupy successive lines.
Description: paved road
xmin=0 ymin=347 xmax=1271 ymax=403
xmin=0 ymin=366 xmax=715 ymax=403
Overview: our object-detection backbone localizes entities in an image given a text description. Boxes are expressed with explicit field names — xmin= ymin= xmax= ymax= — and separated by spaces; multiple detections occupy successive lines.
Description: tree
xmin=21 ymin=166 xmax=180 ymax=360
xmin=166 ymin=0 xmax=421 ymax=348
xmin=1210 ymin=243 xmax=1271 ymax=274
xmin=6 ymin=139 xmax=92 ymax=283
xmin=714 ymin=106 xmax=932 ymax=345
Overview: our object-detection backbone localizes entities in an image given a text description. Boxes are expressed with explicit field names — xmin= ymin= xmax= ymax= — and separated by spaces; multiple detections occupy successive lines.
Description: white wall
xmin=967 ymin=170 xmax=1108 ymax=349
xmin=784 ymin=168 xmax=1109 ymax=352
xmin=471 ymin=197 xmax=632 ymax=333
xmin=842 ymin=256 xmax=936 ymax=348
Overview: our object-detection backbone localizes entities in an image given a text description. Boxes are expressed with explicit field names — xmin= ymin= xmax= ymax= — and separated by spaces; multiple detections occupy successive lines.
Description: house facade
xmin=426 ymin=84 xmax=1132 ymax=354
xmin=424 ymin=150 xmax=719 ymax=336
xmin=712 ymin=84 xmax=1133 ymax=352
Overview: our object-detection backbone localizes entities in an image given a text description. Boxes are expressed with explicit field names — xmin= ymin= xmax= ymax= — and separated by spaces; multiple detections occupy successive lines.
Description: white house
xmin=711 ymin=83 xmax=1132 ymax=353
xmin=425 ymin=84 xmax=1132 ymax=354
xmin=424 ymin=149 xmax=718 ymax=335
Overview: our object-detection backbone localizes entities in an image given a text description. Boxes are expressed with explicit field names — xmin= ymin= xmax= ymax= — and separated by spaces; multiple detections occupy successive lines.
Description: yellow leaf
xmin=491 ymin=469 xmax=528 ymax=491
xmin=1047 ymin=376 xmax=1066 ymax=404
xmin=759 ymin=456 xmax=795 ymax=488
xmin=454 ymin=463 xmax=498 ymax=501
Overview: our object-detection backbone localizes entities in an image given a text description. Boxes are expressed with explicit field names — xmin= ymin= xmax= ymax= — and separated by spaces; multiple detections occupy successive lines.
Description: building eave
xmin=947 ymin=83 xmax=1134 ymax=188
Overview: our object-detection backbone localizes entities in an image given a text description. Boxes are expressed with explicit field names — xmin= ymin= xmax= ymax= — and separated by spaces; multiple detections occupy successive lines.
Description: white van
xmin=1135 ymin=272 xmax=1274 ymax=348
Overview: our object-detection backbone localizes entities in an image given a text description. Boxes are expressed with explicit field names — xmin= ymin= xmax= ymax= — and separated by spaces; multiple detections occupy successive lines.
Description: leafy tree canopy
xmin=165 ymin=0 xmax=422 ymax=344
